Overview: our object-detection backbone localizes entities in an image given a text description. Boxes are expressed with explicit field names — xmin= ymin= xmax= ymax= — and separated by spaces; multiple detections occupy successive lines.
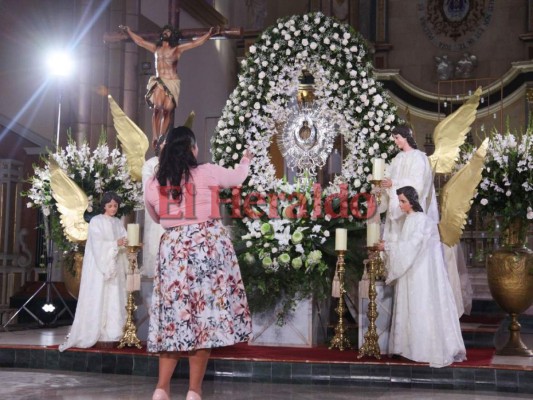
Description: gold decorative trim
xmin=375 ymin=61 xmax=533 ymax=120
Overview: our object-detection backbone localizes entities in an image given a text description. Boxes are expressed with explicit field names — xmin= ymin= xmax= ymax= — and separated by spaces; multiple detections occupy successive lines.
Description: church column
xmin=519 ymin=0 xmax=533 ymax=59
xmin=74 ymin=0 xmax=119 ymax=146
xmin=120 ymin=0 xmax=141 ymax=120
xmin=372 ymin=0 xmax=392 ymax=69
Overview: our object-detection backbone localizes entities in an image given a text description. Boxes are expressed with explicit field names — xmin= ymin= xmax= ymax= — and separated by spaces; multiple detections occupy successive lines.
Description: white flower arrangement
xmin=25 ymin=135 xmax=144 ymax=251
xmin=212 ymin=12 xmax=397 ymax=195
xmin=211 ymin=12 xmax=396 ymax=321
xmin=459 ymin=129 xmax=533 ymax=229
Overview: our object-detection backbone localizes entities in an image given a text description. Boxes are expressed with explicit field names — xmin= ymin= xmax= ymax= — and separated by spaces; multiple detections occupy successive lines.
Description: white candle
xmin=366 ymin=222 xmax=380 ymax=247
xmin=127 ymin=223 xmax=140 ymax=246
xmin=335 ymin=228 xmax=347 ymax=251
xmin=372 ymin=158 xmax=385 ymax=180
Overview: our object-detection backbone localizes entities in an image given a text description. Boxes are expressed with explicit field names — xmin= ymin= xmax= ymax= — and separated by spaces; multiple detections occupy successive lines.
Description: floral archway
xmin=211 ymin=12 xmax=398 ymax=320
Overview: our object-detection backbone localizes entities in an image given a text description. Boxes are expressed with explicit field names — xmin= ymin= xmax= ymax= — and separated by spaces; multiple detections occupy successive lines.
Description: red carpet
xmin=44 ymin=342 xmax=495 ymax=368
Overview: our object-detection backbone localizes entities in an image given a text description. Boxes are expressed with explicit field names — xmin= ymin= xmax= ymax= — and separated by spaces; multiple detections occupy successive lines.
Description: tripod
xmin=2 ymin=212 xmax=75 ymax=330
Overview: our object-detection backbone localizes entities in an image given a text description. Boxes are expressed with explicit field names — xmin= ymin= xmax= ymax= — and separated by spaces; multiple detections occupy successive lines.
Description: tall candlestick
xmin=127 ymin=223 xmax=140 ymax=246
xmin=372 ymin=158 xmax=385 ymax=180
xmin=335 ymin=228 xmax=348 ymax=251
xmin=366 ymin=222 xmax=380 ymax=247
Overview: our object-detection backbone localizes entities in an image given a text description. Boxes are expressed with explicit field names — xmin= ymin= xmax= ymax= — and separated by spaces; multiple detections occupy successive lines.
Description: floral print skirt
xmin=147 ymin=220 xmax=253 ymax=352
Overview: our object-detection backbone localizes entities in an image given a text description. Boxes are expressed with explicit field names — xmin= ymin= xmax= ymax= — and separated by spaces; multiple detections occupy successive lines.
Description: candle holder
xmin=357 ymin=245 xmax=384 ymax=359
xmin=329 ymin=250 xmax=352 ymax=351
xmin=118 ymin=244 xmax=143 ymax=349
xmin=370 ymin=180 xmax=383 ymax=205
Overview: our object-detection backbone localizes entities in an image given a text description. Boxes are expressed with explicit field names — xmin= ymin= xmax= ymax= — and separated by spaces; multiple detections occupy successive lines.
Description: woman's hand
xmin=117 ymin=237 xmax=128 ymax=247
xmin=243 ymin=148 xmax=254 ymax=160
xmin=380 ymin=178 xmax=392 ymax=189
xmin=376 ymin=240 xmax=385 ymax=252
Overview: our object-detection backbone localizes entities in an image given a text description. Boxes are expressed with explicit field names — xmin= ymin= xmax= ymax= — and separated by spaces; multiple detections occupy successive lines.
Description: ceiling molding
xmin=181 ymin=0 xmax=227 ymax=27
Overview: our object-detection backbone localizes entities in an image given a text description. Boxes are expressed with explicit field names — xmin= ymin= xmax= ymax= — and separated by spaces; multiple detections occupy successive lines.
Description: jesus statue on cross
xmin=119 ymin=24 xmax=219 ymax=148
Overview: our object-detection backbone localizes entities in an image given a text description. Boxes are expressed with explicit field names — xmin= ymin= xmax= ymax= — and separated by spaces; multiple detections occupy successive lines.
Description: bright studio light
xmin=42 ymin=303 xmax=56 ymax=313
xmin=46 ymin=51 xmax=74 ymax=77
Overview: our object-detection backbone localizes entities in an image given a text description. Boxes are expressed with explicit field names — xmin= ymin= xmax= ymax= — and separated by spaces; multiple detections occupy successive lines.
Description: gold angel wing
xmin=49 ymin=159 xmax=89 ymax=242
xmin=438 ymin=138 xmax=489 ymax=246
xmin=108 ymin=94 xmax=149 ymax=181
xmin=429 ymin=87 xmax=482 ymax=174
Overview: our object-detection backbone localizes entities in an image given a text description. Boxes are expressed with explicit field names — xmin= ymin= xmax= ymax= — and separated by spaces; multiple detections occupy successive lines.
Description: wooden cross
xmin=103 ymin=0 xmax=243 ymax=146
xmin=104 ymin=0 xmax=243 ymax=44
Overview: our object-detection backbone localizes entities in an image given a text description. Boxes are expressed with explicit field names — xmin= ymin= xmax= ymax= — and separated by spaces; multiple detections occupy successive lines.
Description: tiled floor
xmin=1 ymin=325 xmax=533 ymax=399
xmin=2 ymin=368 xmax=533 ymax=399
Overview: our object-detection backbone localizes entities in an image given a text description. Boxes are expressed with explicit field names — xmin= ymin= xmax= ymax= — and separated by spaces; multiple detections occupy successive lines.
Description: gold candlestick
xmin=357 ymin=245 xmax=383 ymax=359
xmin=329 ymin=250 xmax=352 ymax=351
xmin=118 ymin=244 xmax=143 ymax=349
xmin=370 ymin=180 xmax=383 ymax=205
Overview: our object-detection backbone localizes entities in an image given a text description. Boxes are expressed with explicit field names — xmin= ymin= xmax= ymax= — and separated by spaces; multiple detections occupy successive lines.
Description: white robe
xmin=59 ymin=214 xmax=128 ymax=351
xmin=141 ymin=157 xmax=164 ymax=278
xmin=381 ymin=149 xmax=439 ymax=242
xmin=380 ymin=149 xmax=470 ymax=317
xmin=386 ymin=211 xmax=466 ymax=368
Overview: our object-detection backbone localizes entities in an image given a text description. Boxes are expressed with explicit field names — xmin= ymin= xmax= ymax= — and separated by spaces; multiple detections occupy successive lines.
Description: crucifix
xmin=104 ymin=0 xmax=242 ymax=148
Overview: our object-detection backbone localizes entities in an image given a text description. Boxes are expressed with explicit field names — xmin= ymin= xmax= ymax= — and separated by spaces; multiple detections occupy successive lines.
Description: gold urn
xmin=62 ymin=251 xmax=84 ymax=299
xmin=486 ymin=219 xmax=533 ymax=356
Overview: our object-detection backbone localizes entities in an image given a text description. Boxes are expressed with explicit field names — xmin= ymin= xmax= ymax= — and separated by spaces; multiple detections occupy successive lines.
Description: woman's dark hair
xmin=100 ymin=191 xmax=122 ymax=213
xmin=157 ymin=126 xmax=198 ymax=202
xmin=396 ymin=186 xmax=423 ymax=212
xmin=392 ymin=124 xmax=418 ymax=149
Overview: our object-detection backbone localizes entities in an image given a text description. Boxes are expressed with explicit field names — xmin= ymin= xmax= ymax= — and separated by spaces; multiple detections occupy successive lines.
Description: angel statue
xmin=380 ymin=87 xmax=484 ymax=318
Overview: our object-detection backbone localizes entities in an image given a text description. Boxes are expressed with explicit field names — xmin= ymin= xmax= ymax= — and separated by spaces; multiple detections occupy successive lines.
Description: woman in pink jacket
xmin=144 ymin=126 xmax=253 ymax=400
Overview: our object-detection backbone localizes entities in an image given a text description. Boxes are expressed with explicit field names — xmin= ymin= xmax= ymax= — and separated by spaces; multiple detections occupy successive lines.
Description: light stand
xmin=3 ymin=51 xmax=75 ymax=330
xmin=3 ymin=211 xmax=74 ymax=330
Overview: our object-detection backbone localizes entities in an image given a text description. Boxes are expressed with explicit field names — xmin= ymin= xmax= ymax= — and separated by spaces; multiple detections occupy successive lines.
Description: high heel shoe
xmin=185 ymin=390 xmax=201 ymax=400
xmin=152 ymin=388 xmax=170 ymax=400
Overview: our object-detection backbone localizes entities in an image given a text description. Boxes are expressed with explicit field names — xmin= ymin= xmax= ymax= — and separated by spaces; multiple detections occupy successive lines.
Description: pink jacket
xmin=144 ymin=157 xmax=250 ymax=229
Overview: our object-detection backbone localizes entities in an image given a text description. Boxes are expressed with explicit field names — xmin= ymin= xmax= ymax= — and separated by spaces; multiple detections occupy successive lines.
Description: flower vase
xmin=486 ymin=219 xmax=533 ymax=356
xmin=62 ymin=251 xmax=84 ymax=299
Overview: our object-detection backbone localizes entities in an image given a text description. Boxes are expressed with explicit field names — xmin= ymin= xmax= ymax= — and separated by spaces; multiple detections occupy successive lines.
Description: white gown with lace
xmin=386 ymin=211 xmax=466 ymax=368
xmin=59 ymin=214 xmax=128 ymax=351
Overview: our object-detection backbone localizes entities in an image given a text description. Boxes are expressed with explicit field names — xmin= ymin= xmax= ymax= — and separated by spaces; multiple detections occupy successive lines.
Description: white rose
xmin=480 ymin=198 xmax=489 ymax=205
xmin=310 ymin=42 xmax=318 ymax=50
xmin=249 ymin=45 xmax=256 ymax=54
xmin=254 ymin=102 xmax=261 ymax=110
